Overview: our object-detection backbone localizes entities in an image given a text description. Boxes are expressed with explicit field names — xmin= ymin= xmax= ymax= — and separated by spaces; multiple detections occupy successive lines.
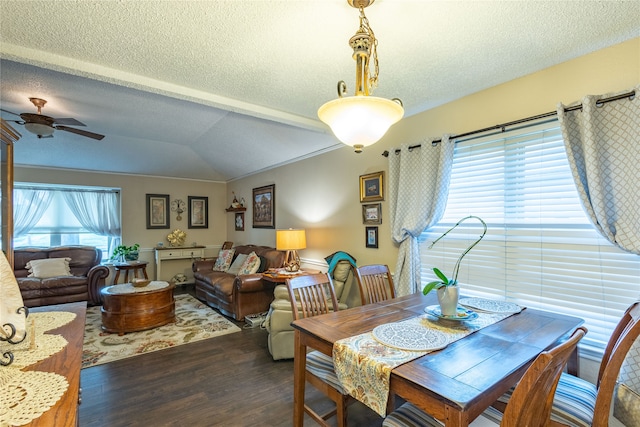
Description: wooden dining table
xmin=291 ymin=292 xmax=584 ymax=427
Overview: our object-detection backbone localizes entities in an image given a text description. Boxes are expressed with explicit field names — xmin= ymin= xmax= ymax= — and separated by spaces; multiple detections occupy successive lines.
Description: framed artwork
xmin=360 ymin=171 xmax=384 ymax=202
xmin=235 ymin=212 xmax=245 ymax=231
xmin=146 ymin=194 xmax=170 ymax=229
xmin=188 ymin=196 xmax=208 ymax=229
xmin=366 ymin=226 xmax=379 ymax=248
xmin=252 ymin=184 xmax=275 ymax=229
xmin=362 ymin=203 xmax=382 ymax=225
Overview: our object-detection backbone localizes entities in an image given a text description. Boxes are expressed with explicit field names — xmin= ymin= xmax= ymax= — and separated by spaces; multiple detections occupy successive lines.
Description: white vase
xmin=437 ymin=286 xmax=459 ymax=316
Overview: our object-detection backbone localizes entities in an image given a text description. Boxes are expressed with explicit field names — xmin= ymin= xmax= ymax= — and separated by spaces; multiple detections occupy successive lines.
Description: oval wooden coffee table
xmin=101 ymin=281 xmax=175 ymax=335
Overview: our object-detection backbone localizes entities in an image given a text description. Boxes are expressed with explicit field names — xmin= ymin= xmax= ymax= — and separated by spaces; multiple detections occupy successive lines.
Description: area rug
xmin=82 ymin=294 xmax=241 ymax=368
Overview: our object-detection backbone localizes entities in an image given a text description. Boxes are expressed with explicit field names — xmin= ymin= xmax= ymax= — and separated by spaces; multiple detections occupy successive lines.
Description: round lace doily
xmin=0 ymin=312 xmax=75 ymax=369
xmin=0 ymin=369 xmax=69 ymax=426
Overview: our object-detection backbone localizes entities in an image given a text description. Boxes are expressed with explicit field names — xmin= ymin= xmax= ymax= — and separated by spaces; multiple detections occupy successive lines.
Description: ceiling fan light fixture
xmin=318 ymin=0 xmax=403 ymax=153
xmin=24 ymin=122 xmax=54 ymax=138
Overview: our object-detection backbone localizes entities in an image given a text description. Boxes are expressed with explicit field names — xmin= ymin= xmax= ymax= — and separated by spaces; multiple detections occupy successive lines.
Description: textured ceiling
xmin=0 ymin=1 xmax=638 ymax=181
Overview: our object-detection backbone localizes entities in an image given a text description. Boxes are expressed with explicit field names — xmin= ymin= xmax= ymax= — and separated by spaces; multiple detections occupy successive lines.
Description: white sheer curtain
xmin=62 ymin=190 xmax=121 ymax=254
xmin=13 ymin=188 xmax=54 ymax=237
xmin=388 ymin=137 xmax=454 ymax=296
xmin=557 ymin=85 xmax=640 ymax=255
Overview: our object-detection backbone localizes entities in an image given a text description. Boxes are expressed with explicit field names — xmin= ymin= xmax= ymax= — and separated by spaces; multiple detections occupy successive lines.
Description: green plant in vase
xmin=422 ymin=216 xmax=487 ymax=316
xmin=111 ymin=243 xmax=140 ymax=262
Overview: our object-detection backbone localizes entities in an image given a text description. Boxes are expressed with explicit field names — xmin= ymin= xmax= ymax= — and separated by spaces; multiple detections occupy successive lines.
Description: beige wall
xmin=226 ymin=37 xmax=639 ymax=271
xmin=13 ymin=38 xmax=638 ymax=277
xmin=14 ymin=167 xmax=227 ymax=280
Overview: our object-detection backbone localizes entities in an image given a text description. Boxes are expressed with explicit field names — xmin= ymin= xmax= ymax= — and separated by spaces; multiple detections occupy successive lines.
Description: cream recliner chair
xmin=264 ymin=256 xmax=362 ymax=360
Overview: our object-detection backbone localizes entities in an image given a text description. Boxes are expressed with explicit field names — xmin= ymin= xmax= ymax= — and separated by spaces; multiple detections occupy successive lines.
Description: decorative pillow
xmin=256 ymin=255 xmax=268 ymax=273
xmin=227 ymin=254 xmax=248 ymax=276
xmin=238 ymin=251 xmax=261 ymax=275
xmin=213 ymin=249 xmax=235 ymax=272
xmin=26 ymin=258 xmax=72 ymax=278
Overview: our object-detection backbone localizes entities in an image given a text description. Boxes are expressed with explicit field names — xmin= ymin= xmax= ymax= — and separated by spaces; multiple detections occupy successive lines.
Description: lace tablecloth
xmin=103 ymin=280 xmax=170 ymax=294
xmin=332 ymin=308 xmax=518 ymax=416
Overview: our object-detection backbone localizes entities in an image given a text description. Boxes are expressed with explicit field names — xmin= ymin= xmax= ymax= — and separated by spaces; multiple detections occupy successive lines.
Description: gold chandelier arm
xmin=358 ymin=7 xmax=379 ymax=91
xmin=337 ymin=80 xmax=348 ymax=98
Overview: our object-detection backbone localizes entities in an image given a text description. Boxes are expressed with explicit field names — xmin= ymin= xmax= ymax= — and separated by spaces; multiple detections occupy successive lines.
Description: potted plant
xmin=422 ymin=216 xmax=486 ymax=315
xmin=111 ymin=243 xmax=140 ymax=262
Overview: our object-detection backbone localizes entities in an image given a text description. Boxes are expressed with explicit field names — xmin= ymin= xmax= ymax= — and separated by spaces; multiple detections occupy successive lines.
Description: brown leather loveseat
xmin=14 ymin=246 xmax=109 ymax=307
xmin=192 ymin=245 xmax=285 ymax=321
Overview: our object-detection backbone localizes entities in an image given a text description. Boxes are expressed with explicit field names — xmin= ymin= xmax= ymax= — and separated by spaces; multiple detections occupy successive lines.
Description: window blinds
xmin=420 ymin=120 xmax=640 ymax=357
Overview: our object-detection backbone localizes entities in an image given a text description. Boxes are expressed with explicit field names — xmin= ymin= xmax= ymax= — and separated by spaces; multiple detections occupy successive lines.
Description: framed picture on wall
xmin=235 ymin=212 xmax=245 ymax=231
xmin=252 ymin=184 xmax=275 ymax=228
xmin=362 ymin=203 xmax=382 ymax=225
xmin=365 ymin=226 xmax=379 ymax=248
xmin=146 ymin=194 xmax=170 ymax=229
xmin=188 ymin=196 xmax=208 ymax=229
xmin=360 ymin=171 xmax=384 ymax=202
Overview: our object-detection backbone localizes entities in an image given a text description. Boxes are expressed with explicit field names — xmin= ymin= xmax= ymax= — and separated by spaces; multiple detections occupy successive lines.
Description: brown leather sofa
xmin=192 ymin=245 xmax=285 ymax=321
xmin=14 ymin=246 xmax=109 ymax=307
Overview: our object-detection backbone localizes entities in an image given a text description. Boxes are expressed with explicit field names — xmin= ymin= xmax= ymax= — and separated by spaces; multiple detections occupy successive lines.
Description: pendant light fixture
xmin=318 ymin=0 xmax=403 ymax=153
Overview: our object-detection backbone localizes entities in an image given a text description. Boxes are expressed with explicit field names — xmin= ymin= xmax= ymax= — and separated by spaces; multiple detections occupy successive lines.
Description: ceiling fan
xmin=0 ymin=97 xmax=105 ymax=140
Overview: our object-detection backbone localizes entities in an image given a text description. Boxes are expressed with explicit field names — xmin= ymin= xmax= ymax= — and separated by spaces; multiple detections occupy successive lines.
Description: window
xmin=420 ymin=120 xmax=639 ymax=357
xmin=12 ymin=184 xmax=121 ymax=258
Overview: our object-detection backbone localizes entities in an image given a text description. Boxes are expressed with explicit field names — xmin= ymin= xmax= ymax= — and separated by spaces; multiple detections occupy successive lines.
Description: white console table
xmin=154 ymin=246 xmax=205 ymax=284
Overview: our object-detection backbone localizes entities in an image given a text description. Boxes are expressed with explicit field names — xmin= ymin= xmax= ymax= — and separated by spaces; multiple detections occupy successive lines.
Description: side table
xmin=262 ymin=269 xmax=321 ymax=284
xmin=112 ymin=261 xmax=149 ymax=285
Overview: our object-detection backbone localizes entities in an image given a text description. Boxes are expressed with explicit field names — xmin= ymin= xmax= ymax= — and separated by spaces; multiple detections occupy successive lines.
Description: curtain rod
xmin=382 ymin=90 xmax=635 ymax=157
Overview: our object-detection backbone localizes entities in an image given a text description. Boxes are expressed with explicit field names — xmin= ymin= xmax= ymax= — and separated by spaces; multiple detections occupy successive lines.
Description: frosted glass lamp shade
xmin=24 ymin=122 xmax=54 ymax=137
xmin=318 ymin=96 xmax=404 ymax=151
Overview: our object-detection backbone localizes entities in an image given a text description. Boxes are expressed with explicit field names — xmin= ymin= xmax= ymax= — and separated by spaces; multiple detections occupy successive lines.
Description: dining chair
xmin=534 ymin=301 xmax=639 ymax=427
xmin=286 ymin=273 xmax=352 ymax=427
xmin=383 ymin=326 xmax=588 ymax=427
xmin=355 ymin=264 xmax=396 ymax=305
xmin=613 ymin=324 xmax=640 ymax=426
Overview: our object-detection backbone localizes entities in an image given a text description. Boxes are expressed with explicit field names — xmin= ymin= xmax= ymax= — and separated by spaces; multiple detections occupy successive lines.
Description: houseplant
xmin=111 ymin=243 xmax=140 ymax=262
xmin=422 ymin=216 xmax=487 ymax=315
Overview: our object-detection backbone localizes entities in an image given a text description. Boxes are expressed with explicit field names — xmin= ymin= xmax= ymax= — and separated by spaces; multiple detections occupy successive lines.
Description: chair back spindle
xmin=355 ymin=264 xmax=395 ymax=305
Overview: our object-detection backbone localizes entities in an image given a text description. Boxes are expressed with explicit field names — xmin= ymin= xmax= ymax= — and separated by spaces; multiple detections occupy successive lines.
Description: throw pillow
xmin=213 ymin=249 xmax=235 ymax=272
xmin=26 ymin=258 xmax=72 ymax=279
xmin=238 ymin=251 xmax=261 ymax=275
xmin=227 ymin=254 xmax=248 ymax=276
xmin=256 ymin=255 xmax=268 ymax=273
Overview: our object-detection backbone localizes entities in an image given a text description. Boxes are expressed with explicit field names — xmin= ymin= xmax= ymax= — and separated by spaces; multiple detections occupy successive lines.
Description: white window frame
xmin=13 ymin=183 xmax=121 ymax=257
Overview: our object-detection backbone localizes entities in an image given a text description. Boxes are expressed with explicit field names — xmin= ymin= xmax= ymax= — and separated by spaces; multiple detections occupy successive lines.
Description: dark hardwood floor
xmin=79 ymin=287 xmax=384 ymax=426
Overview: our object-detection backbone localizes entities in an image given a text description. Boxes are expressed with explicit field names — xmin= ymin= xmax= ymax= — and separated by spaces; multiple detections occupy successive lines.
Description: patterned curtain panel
xmin=557 ymin=85 xmax=640 ymax=255
xmin=388 ymin=137 xmax=454 ymax=296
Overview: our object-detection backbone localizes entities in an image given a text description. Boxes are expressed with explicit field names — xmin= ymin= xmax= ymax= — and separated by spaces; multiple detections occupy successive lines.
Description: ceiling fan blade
xmin=53 ymin=117 xmax=86 ymax=126
xmin=0 ymin=107 xmax=22 ymax=118
xmin=56 ymin=125 xmax=105 ymax=140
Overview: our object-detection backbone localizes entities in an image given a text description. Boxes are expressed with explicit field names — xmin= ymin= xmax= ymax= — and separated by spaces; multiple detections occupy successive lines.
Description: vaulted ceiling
xmin=1 ymin=1 xmax=638 ymax=181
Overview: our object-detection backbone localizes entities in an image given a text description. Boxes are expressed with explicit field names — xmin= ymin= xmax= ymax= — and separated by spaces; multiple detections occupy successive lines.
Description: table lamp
xmin=276 ymin=229 xmax=307 ymax=272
